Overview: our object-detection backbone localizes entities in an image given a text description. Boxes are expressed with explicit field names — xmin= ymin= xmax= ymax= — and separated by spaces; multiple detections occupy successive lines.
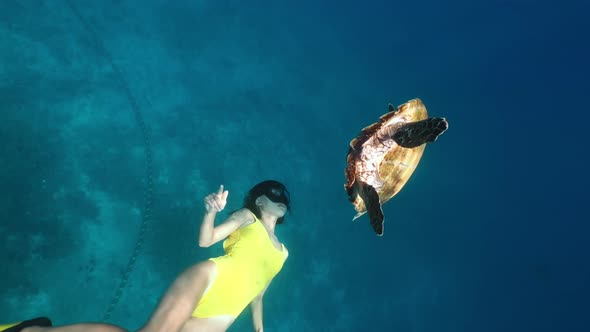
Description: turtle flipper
xmin=392 ymin=117 xmax=448 ymax=148
xmin=359 ymin=182 xmax=384 ymax=236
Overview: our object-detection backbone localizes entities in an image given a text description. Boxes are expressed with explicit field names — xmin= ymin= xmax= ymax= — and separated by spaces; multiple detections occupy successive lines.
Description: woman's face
xmin=258 ymin=195 xmax=287 ymax=218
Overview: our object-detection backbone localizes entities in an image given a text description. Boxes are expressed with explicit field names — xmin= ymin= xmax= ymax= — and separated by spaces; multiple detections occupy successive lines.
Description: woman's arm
xmin=250 ymin=284 xmax=269 ymax=332
xmin=199 ymin=208 xmax=253 ymax=247
xmin=198 ymin=184 xmax=253 ymax=247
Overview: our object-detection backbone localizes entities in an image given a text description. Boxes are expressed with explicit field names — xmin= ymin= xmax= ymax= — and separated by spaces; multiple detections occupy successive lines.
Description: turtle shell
xmin=345 ymin=98 xmax=429 ymax=218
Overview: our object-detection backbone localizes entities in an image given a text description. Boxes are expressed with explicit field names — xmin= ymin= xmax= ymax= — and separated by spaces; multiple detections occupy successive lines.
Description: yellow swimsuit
xmin=192 ymin=213 xmax=288 ymax=318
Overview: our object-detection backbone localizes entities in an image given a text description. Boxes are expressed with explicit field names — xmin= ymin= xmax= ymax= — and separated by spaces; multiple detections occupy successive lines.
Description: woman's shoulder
xmin=230 ymin=207 xmax=256 ymax=227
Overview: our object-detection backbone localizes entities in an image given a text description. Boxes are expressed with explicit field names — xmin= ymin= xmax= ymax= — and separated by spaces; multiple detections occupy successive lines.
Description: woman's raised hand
xmin=204 ymin=184 xmax=229 ymax=213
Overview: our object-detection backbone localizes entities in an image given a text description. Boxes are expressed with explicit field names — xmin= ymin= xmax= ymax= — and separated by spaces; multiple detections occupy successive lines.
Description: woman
xmin=3 ymin=180 xmax=290 ymax=332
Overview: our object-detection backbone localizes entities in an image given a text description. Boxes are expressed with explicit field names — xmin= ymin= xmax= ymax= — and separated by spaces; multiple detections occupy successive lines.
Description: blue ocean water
xmin=1 ymin=0 xmax=588 ymax=331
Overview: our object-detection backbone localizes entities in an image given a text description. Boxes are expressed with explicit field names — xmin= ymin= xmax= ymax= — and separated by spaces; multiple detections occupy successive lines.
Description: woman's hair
xmin=243 ymin=180 xmax=291 ymax=225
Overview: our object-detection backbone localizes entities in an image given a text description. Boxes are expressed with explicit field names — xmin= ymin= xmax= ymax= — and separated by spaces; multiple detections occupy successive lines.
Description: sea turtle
xmin=344 ymin=98 xmax=448 ymax=236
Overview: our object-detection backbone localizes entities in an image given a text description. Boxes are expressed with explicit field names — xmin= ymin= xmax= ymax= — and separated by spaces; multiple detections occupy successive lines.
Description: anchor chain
xmin=64 ymin=1 xmax=155 ymax=322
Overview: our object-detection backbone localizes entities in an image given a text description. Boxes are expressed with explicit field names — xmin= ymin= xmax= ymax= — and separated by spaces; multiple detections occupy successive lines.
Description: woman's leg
xmin=22 ymin=324 xmax=126 ymax=332
xmin=178 ymin=316 xmax=234 ymax=332
xmin=137 ymin=260 xmax=217 ymax=332
xmin=15 ymin=261 xmax=216 ymax=332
